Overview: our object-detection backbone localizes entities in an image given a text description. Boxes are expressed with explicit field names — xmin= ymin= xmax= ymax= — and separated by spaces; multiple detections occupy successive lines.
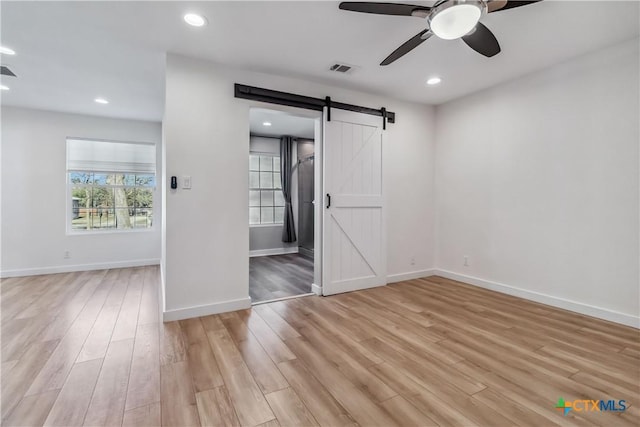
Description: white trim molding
xmin=163 ymin=297 xmax=252 ymax=322
xmin=386 ymin=269 xmax=437 ymax=284
xmin=249 ymin=247 xmax=299 ymax=258
xmin=0 ymin=258 xmax=160 ymax=278
xmin=434 ymin=269 xmax=640 ymax=329
xmin=311 ymin=283 xmax=322 ymax=295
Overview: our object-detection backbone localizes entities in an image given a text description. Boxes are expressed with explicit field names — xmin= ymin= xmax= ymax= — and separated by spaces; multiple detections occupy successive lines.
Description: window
xmin=66 ymin=138 xmax=156 ymax=232
xmin=249 ymin=154 xmax=285 ymax=225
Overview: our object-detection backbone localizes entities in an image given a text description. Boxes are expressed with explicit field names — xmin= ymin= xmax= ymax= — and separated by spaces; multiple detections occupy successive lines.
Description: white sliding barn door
xmin=322 ymin=109 xmax=386 ymax=295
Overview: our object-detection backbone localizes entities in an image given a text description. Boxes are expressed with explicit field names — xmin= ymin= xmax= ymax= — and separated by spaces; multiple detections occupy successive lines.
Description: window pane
xmin=261 ymin=190 xmax=274 ymax=207
xmin=273 ymin=157 xmax=280 ymax=172
xmin=135 ymin=188 xmax=153 ymax=209
xmin=274 ymin=191 xmax=285 ymax=206
xmin=274 ymin=207 xmax=284 ymax=223
xmin=250 ymin=155 xmax=260 ymax=171
xmin=273 ymin=173 xmax=282 ymax=189
xmin=249 ymin=207 xmax=260 ymax=224
xmin=113 ymin=187 xmax=131 ymax=208
xmin=135 ymin=174 xmax=155 ymax=187
xmin=133 ymin=208 xmax=152 ymax=228
xmin=261 ymin=207 xmax=274 ymax=223
xmin=70 ymin=172 xmax=92 ymax=184
xmin=260 ymin=156 xmax=273 ymax=172
xmin=114 ymin=208 xmax=133 ymax=229
xmin=249 ymin=172 xmax=260 ymax=188
xmin=90 ymin=187 xmax=111 ymax=208
xmin=93 ymin=173 xmax=113 ymax=185
xmin=260 ymin=172 xmax=273 ymax=189
xmin=122 ymin=174 xmax=136 ymax=186
xmin=249 ymin=190 xmax=260 ymax=207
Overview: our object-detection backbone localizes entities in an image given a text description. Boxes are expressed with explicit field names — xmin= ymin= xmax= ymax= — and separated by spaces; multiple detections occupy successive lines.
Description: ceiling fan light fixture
xmin=428 ymin=0 xmax=485 ymax=40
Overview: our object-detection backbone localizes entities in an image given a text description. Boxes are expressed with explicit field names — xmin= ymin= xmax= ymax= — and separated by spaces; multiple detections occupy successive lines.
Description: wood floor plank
xmin=222 ymin=311 xmax=289 ymax=394
xmin=122 ymin=402 xmax=161 ymax=427
xmin=110 ymin=268 xmax=143 ymax=341
xmin=41 ymin=271 xmax=107 ymax=341
xmin=76 ymin=278 xmax=128 ymax=362
xmin=83 ymin=338 xmax=134 ymax=426
xmin=380 ymin=395 xmax=439 ymax=427
xmin=277 ymin=359 xmax=357 ymax=427
xmin=244 ymin=310 xmax=296 ymax=364
xmin=125 ymin=322 xmax=161 ymax=411
xmin=43 ymin=358 xmax=102 ymax=426
xmin=252 ymin=304 xmax=301 ymax=341
xmin=138 ymin=266 xmax=160 ymax=325
xmin=195 ymin=387 xmax=241 ymax=427
xmin=160 ymin=321 xmax=186 ymax=366
xmin=1 ymin=339 xmax=59 ymax=418
xmin=206 ymin=327 xmax=275 ymax=427
xmin=179 ymin=317 xmax=224 ymax=392
xmin=160 ymin=361 xmax=200 ymax=427
xmin=284 ymin=336 xmax=400 ymax=427
xmin=264 ymin=387 xmax=318 ymax=427
xmin=2 ymin=390 xmax=59 ymax=427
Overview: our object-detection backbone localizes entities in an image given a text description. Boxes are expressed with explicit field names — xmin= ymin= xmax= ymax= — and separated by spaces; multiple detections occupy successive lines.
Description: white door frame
xmin=247 ymin=104 xmax=324 ymax=297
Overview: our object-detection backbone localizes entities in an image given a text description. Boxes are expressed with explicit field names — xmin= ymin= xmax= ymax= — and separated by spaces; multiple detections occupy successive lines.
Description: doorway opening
xmin=248 ymin=107 xmax=319 ymax=303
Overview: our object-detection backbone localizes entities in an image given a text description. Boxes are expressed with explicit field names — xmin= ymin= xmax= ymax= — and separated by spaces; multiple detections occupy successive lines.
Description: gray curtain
xmin=280 ymin=136 xmax=297 ymax=243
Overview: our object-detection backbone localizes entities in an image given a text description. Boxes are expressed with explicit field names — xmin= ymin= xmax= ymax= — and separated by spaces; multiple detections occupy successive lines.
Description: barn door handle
xmin=326 ymin=193 xmax=331 ymax=209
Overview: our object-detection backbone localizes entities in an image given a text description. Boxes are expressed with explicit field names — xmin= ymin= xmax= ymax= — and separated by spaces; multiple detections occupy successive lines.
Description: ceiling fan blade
xmin=339 ymin=2 xmax=429 ymax=16
xmin=462 ymin=23 xmax=501 ymax=57
xmin=487 ymin=0 xmax=508 ymax=12
xmin=489 ymin=0 xmax=542 ymax=13
xmin=381 ymin=30 xmax=431 ymax=66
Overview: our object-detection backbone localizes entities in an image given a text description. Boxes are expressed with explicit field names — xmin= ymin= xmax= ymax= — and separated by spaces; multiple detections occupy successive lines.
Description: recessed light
xmin=426 ymin=77 xmax=442 ymax=86
xmin=184 ymin=13 xmax=208 ymax=27
xmin=94 ymin=98 xmax=109 ymax=104
xmin=0 ymin=46 xmax=16 ymax=55
xmin=262 ymin=121 xmax=272 ymax=127
xmin=0 ymin=85 xmax=9 ymax=91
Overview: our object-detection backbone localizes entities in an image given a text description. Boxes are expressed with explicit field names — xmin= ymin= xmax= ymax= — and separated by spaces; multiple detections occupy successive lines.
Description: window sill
xmin=66 ymin=227 xmax=156 ymax=236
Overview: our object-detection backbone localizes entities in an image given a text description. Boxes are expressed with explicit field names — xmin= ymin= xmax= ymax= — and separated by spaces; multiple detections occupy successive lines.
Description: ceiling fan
xmin=339 ymin=1 xmax=542 ymax=65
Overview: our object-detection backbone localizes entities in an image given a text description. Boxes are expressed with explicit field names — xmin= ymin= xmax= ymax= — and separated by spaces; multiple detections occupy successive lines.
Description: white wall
xmin=1 ymin=107 xmax=162 ymax=277
xmin=434 ymin=38 xmax=639 ymax=326
xmin=163 ymin=54 xmax=436 ymax=320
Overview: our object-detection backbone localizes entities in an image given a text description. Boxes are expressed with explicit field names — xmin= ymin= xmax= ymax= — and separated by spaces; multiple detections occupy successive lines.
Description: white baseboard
xmin=386 ymin=269 xmax=436 ymax=284
xmin=312 ymin=283 xmax=322 ymax=295
xmin=434 ymin=269 xmax=640 ymax=329
xmin=163 ymin=297 xmax=252 ymax=322
xmin=0 ymin=258 xmax=161 ymax=278
xmin=249 ymin=247 xmax=299 ymax=258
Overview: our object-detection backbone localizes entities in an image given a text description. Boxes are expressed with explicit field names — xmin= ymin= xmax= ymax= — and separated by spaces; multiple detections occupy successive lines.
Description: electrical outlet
xmin=463 ymin=255 xmax=469 ymax=267
xmin=410 ymin=257 xmax=416 ymax=266
xmin=64 ymin=251 xmax=71 ymax=259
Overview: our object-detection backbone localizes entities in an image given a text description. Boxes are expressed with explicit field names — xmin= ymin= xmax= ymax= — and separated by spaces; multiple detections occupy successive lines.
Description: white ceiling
xmin=1 ymin=1 xmax=638 ymax=122
xmin=250 ymin=108 xmax=316 ymax=139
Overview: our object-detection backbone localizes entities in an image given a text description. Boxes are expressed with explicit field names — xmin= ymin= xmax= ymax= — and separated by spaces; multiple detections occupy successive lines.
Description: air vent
xmin=329 ymin=63 xmax=353 ymax=73
xmin=0 ymin=66 xmax=16 ymax=77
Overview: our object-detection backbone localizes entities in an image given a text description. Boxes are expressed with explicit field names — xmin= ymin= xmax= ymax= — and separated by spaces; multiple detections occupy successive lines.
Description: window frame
xmin=249 ymin=151 xmax=285 ymax=227
xmin=65 ymin=138 xmax=157 ymax=235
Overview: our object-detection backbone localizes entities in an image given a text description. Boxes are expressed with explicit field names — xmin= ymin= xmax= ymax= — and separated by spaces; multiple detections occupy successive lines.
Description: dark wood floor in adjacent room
xmin=249 ymin=252 xmax=313 ymax=302
xmin=2 ymin=266 xmax=639 ymax=426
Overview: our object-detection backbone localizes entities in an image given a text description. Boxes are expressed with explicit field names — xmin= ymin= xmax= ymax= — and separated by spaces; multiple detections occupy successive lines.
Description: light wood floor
xmin=2 ymin=267 xmax=639 ymax=426
xmin=250 ymin=252 xmax=313 ymax=302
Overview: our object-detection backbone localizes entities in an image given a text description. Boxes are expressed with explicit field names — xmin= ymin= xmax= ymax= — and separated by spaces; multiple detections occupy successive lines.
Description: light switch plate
xmin=182 ymin=176 xmax=192 ymax=189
